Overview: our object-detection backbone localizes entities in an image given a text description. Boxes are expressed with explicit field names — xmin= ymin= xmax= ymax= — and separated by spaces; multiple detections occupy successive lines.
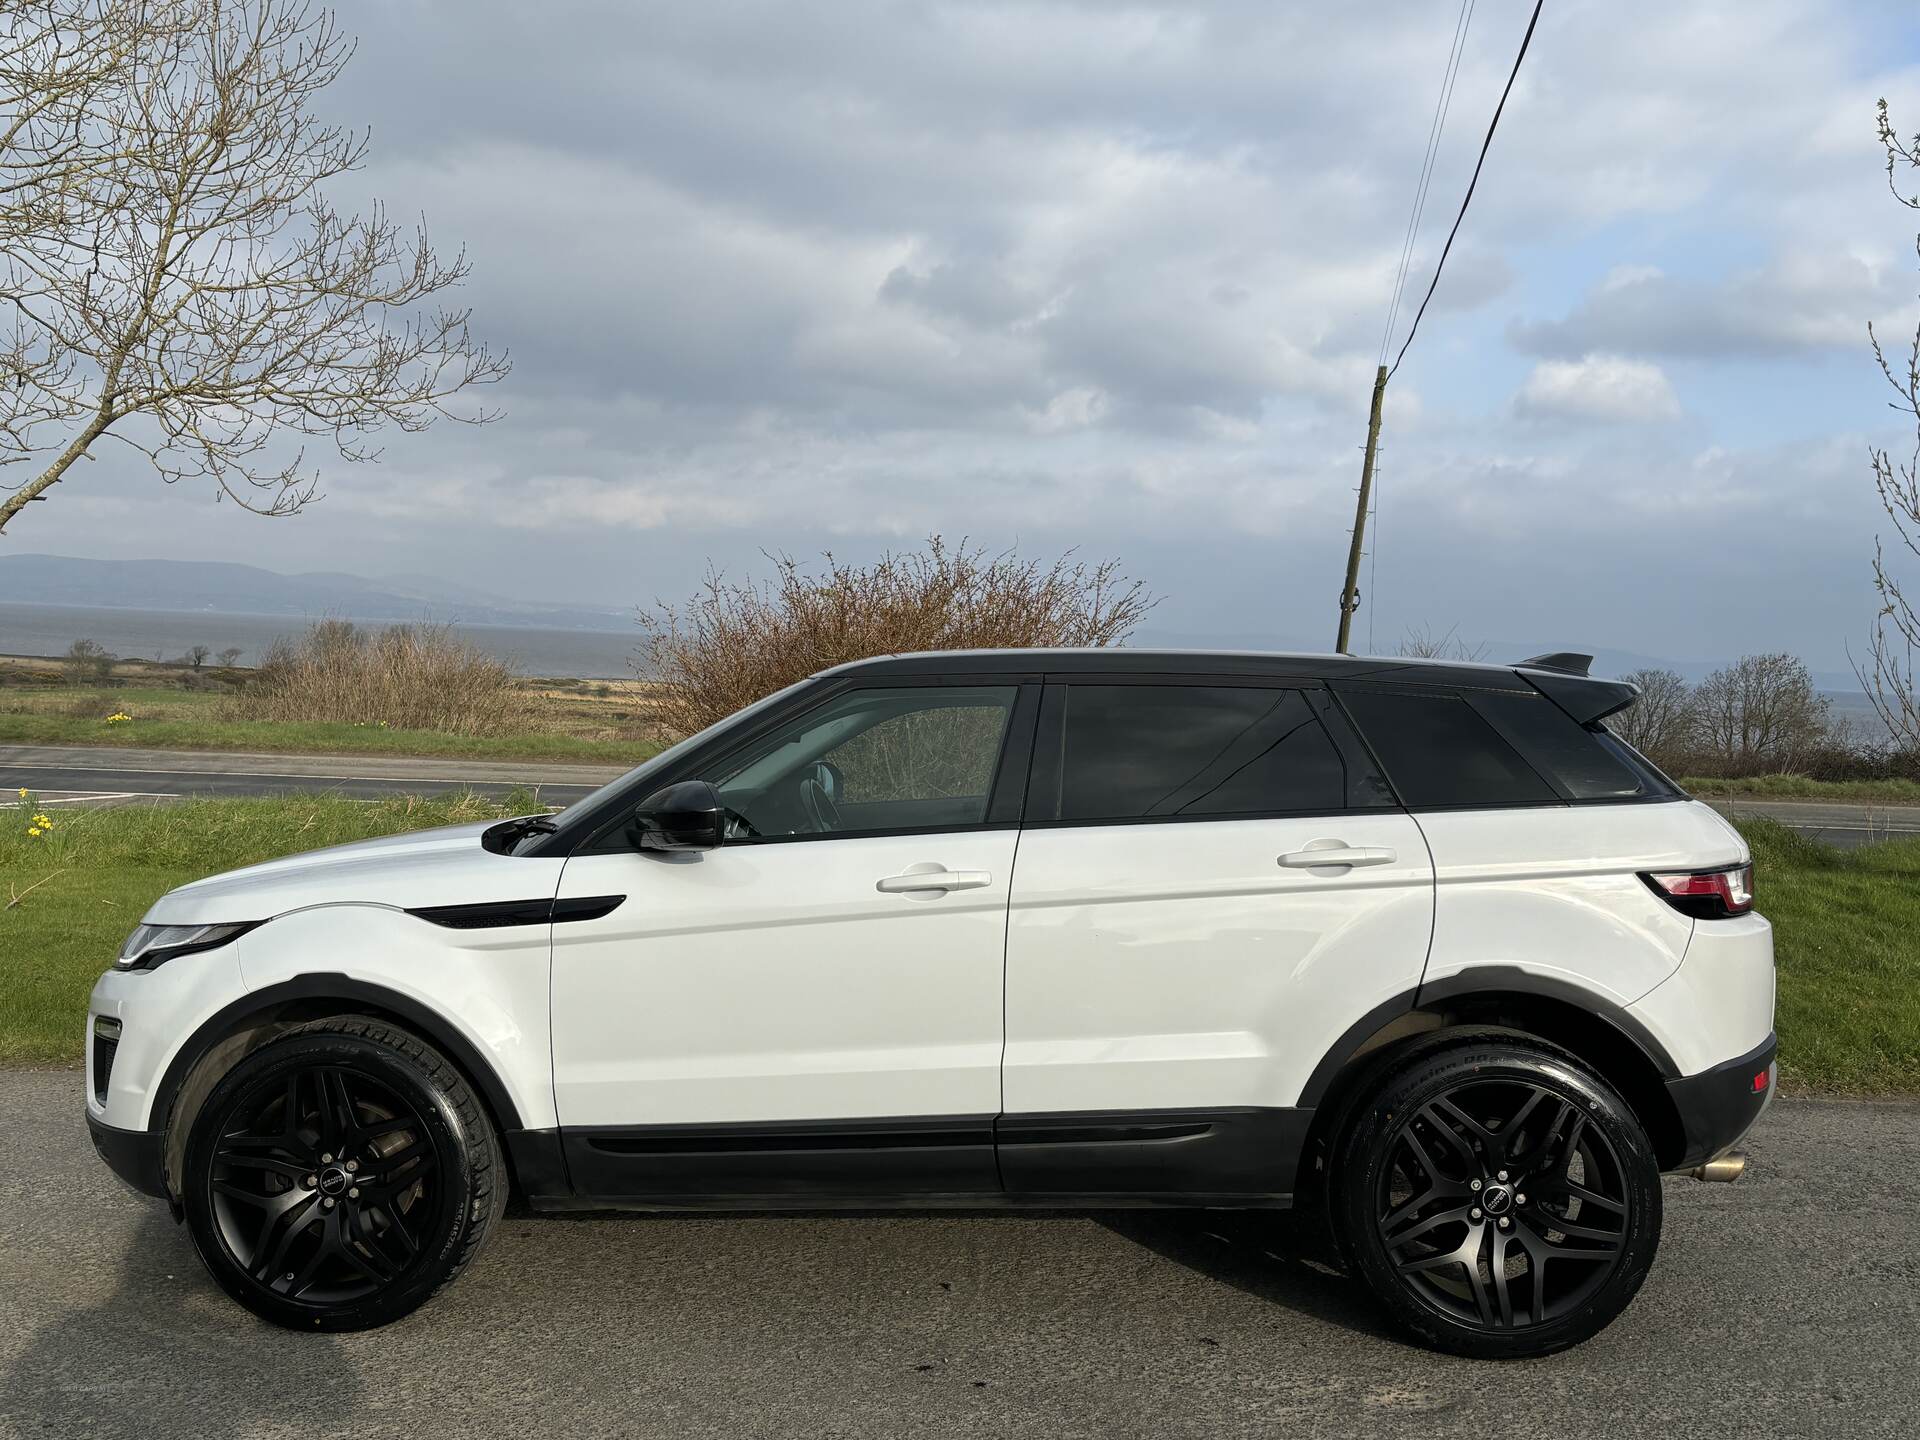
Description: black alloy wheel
xmin=183 ymin=1018 xmax=503 ymax=1330
xmin=1333 ymin=1039 xmax=1663 ymax=1359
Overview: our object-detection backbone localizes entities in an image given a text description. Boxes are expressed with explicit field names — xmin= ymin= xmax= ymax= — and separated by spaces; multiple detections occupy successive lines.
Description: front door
xmin=549 ymin=681 xmax=1032 ymax=1199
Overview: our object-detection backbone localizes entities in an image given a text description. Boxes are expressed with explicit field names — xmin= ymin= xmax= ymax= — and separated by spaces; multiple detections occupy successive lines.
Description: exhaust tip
xmin=1688 ymin=1152 xmax=1747 ymax=1183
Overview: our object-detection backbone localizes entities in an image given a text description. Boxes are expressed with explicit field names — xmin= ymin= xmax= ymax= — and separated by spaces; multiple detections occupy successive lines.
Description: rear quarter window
xmin=1468 ymin=691 xmax=1672 ymax=801
xmin=1335 ymin=688 xmax=1558 ymax=809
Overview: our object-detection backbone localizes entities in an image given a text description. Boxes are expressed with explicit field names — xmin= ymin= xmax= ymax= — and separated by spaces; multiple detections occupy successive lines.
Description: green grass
xmin=0 ymin=791 xmax=526 ymax=1066
xmin=0 ymin=710 xmax=655 ymax=765
xmin=3 ymin=804 xmax=1915 ymax=1098
xmin=1741 ymin=819 xmax=1920 ymax=1095
xmin=1682 ymin=774 xmax=1920 ymax=804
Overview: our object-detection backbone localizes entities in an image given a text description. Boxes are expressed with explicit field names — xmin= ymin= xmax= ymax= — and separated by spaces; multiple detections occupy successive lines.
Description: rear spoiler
xmin=1516 ymin=652 xmax=1639 ymax=725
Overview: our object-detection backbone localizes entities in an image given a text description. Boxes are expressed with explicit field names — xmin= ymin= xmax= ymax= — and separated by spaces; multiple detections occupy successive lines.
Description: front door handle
xmin=876 ymin=867 xmax=992 ymax=894
xmin=1278 ymin=844 xmax=1397 ymax=870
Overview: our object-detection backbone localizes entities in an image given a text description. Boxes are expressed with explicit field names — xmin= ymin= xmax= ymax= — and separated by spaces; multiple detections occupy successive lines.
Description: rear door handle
xmin=1278 ymin=845 xmax=1397 ymax=869
xmin=876 ymin=868 xmax=993 ymax=894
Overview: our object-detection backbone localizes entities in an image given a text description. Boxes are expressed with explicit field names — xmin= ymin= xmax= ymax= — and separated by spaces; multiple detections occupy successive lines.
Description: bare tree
xmin=216 ymin=644 xmax=242 ymax=667
xmin=1691 ymin=653 xmax=1830 ymax=775
xmin=184 ymin=642 xmax=209 ymax=669
xmin=638 ymin=536 xmax=1159 ymax=736
xmin=1610 ymin=666 xmax=1696 ymax=767
xmin=1861 ymin=99 xmax=1920 ymax=741
xmin=0 ymin=0 xmax=507 ymax=536
xmin=62 ymin=635 xmax=112 ymax=684
xmin=1395 ymin=623 xmax=1487 ymax=661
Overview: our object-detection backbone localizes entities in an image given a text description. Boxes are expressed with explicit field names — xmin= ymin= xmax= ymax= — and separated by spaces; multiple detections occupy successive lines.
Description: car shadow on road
xmin=1098 ymin=1206 xmax=1401 ymax=1343
xmin=1 ymin=1209 xmax=361 ymax=1435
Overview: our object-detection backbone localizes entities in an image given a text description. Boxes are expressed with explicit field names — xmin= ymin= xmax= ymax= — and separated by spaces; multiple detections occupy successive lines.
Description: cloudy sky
xmin=13 ymin=0 xmax=1920 ymax=670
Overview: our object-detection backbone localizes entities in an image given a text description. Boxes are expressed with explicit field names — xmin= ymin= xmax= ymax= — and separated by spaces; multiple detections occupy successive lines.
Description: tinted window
xmin=1337 ymin=689 xmax=1557 ymax=808
xmin=1055 ymin=685 xmax=1371 ymax=821
xmin=712 ymin=686 xmax=1016 ymax=838
xmin=1470 ymin=691 xmax=1657 ymax=800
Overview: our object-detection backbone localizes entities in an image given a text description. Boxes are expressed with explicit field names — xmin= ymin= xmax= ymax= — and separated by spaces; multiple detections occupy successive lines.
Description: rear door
xmin=999 ymin=678 xmax=1434 ymax=1196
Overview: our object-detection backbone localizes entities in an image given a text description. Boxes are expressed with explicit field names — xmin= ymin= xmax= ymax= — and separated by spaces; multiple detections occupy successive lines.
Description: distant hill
xmin=0 ymin=554 xmax=629 ymax=632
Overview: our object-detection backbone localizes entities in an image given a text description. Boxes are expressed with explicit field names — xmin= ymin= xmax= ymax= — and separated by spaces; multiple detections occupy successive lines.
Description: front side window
xmin=1051 ymin=684 xmax=1375 ymax=822
xmin=709 ymin=686 xmax=1018 ymax=839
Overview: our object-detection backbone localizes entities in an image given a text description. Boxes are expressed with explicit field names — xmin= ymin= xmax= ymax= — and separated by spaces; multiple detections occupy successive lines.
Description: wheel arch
xmin=1298 ymin=972 xmax=1688 ymax=1185
xmin=153 ymin=973 xmax=526 ymax=1203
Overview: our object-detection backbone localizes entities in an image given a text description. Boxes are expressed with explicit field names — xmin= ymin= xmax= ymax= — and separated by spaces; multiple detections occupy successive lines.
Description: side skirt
xmin=540 ymin=1106 xmax=1311 ymax=1212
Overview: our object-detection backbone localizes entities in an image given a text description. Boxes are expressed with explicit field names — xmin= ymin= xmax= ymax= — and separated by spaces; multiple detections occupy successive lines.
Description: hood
xmin=144 ymin=820 xmax=567 ymax=925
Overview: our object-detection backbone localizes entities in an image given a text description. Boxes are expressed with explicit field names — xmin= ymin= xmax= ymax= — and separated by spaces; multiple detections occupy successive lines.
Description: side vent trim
xmin=407 ymin=895 xmax=625 ymax=930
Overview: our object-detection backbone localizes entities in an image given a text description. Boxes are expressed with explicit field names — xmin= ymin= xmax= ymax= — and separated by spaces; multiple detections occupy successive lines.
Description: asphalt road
xmin=0 ymin=743 xmax=624 ymax=809
xmin=1 ymin=1071 xmax=1914 ymax=1439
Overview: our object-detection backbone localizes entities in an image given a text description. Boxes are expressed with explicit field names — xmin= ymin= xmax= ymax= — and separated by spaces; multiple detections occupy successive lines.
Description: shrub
xmin=62 ymin=639 xmax=115 ymax=686
xmin=636 ymin=536 xmax=1157 ymax=736
xmin=230 ymin=620 xmax=524 ymax=736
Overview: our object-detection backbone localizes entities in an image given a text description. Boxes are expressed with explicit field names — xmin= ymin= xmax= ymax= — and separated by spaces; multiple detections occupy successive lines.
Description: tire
xmin=1329 ymin=1038 xmax=1663 ymax=1359
xmin=181 ymin=1016 xmax=505 ymax=1331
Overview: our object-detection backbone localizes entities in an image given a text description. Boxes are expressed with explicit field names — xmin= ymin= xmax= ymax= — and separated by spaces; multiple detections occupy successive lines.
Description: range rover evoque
xmin=86 ymin=648 xmax=1775 ymax=1357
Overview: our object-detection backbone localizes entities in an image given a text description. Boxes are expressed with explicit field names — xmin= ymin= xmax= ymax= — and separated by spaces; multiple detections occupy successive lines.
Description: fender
xmin=151 ymin=972 xmax=526 ymax=1139
xmin=1295 ymin=965 xmax=1680 ymax=1110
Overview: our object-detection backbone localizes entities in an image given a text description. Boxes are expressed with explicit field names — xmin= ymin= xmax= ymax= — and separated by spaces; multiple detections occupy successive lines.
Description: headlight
xmin=116 ymin=921 xmax=256 ymax=971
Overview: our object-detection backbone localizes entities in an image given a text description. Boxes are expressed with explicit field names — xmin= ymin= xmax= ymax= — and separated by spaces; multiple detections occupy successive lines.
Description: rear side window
xmin=1469 ymin=691 xmax=1665 ymax=800
xmin=1053 ymin=684 xmax=1384 ymax=822
xmin=1336 ymin=689 xmax=1557 ymax=809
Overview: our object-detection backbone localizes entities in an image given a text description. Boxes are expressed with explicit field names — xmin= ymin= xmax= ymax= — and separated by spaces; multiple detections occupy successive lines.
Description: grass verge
xmin=2 ymin=805 xmax=1914 ymax=1098
xmin=1682 ymin=774 xmax=1920 ymax=805
xmin=0 ymin=710 xmax=654 ymax=765
xmin=0 ymin=792 xmax=526 ymax=1066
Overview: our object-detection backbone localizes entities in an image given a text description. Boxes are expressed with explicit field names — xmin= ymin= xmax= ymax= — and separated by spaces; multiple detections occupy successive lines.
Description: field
xmin=0 ymin=653 xmax=666 ymax=764
xmin=0 ymin=799 xmax=1912 ymax=1096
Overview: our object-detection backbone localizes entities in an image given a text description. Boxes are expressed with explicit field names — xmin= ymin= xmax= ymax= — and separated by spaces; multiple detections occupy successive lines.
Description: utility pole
xmin=1334 ymin=364 xmax=1389 ymax=653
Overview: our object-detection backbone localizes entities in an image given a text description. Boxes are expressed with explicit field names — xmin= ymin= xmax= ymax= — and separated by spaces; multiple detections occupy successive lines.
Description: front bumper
xmin=86 ymin=1111 xmax=169 ymax=1200
xmin=1664 ymin=1031 xmax=1777 ymax=1171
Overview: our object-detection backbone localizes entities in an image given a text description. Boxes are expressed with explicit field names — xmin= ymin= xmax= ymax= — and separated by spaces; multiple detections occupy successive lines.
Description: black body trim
xmin=406 ymin=894 xmax=624 ymax=929
xmin=562 ymin=1114 xmax=1000 ymax=1200
xmin=1665 ymin=1032 xmax=1777 ymax=1169
xmin=1415 ymin=966 xmax=1680 ymax=1077
xmin=550 ymin=1106 xmax=1311 ymax=1210
xmin=997 ymin=1106 xmax=1310 ymax=1198
xmin=86 ymin=1112 xmax=169 ymax=1200
xmin=150 ymin=973 xmax=527 ymax=1138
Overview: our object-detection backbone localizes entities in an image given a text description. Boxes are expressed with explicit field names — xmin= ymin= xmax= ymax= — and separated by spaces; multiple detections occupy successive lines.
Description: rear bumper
xmin=1664 ymin=1032 xmax=1777 ymax=1171
xmin=86 ymin=1111 xmax=169 ymax=1201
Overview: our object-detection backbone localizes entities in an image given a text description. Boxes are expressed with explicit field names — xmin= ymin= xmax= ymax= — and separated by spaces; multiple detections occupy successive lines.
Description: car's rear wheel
xmin=1330 ymin=1039 xmax=1663 ymax=1359
xmin=181 ymin=1016 xmax=504 ymax=1330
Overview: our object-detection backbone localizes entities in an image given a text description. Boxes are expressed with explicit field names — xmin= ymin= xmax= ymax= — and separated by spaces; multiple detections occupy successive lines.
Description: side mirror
xmin=629 ymin=780 xmax=724 ymax=852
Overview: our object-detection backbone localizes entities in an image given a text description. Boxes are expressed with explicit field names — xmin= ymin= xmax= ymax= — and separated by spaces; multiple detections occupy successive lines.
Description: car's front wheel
xmin=1330 ymin=1038 xmax=1663 ymax=1359
xmin=181 ymin=1016 xmax=504 ymax=1330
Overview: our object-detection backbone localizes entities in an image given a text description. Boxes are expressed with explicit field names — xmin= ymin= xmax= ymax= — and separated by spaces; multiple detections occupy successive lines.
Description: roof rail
xmin=1518 ymin=651 xmax=1593 ymax=676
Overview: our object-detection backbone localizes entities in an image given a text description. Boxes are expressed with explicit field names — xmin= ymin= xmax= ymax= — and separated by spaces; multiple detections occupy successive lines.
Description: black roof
xmin=822 ymin=648 xmax=1637 ymax=724
xmin=823 ymin=647 xmax=1536 ymax=689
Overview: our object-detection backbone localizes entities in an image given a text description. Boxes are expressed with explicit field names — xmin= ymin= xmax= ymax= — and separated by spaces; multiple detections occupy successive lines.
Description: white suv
xmin=86 ymin=649 xmax=1776 ymax=1357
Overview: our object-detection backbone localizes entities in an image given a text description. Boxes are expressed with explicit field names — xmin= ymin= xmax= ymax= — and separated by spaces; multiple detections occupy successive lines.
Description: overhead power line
xmin=1379 ymin=0 xmax=1476 ymax=370
xmin=1386 ymin=0 xmax=1545 ymax=381
xmin=1336 ymin=0 xmax=1548 ymax=652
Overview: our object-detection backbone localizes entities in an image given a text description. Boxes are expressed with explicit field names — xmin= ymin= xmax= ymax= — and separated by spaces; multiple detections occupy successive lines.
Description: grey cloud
xmin=1509 ymin=254 xmax=1897 ymax=359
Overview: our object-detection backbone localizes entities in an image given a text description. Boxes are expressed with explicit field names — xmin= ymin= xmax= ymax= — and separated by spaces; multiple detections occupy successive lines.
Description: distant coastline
xmin=0 ymin=600 xmax=638 ymax=679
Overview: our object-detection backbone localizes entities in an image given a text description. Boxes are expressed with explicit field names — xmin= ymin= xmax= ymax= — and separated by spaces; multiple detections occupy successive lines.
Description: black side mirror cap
xmin=629 ymin=780 xmax=725 ymax=852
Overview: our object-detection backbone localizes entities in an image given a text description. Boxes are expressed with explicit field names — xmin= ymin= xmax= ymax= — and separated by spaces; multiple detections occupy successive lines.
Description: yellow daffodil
xmin=26 ymin=827 xmax=41 ymax=838
xmin=16 ymin=787 xmax=26 ymax=798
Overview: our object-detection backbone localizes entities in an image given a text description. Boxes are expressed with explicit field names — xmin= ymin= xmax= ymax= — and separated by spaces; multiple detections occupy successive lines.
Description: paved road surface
xmin=2 ymin=1070 xmax=1914 ymax=1439
xmin=0 ymin=743 xmax=627 ymax=810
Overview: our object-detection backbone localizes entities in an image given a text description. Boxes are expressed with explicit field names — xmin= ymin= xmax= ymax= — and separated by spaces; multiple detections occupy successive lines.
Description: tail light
xmin=1641 ymin=863 xmax=1754 ymax=920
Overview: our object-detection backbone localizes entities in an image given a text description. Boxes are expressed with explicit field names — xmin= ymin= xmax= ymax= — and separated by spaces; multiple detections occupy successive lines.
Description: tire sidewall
xmin=1334 ymin=1043 xmax=1664 ymax=1359
xmin=182 ymin=1030 xmax=481 ymax=1330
